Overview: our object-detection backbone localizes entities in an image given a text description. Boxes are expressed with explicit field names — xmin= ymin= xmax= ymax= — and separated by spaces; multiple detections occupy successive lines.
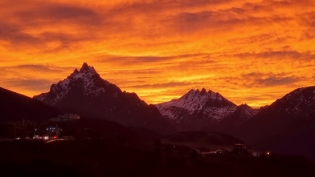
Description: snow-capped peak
xmin=162 ymin=88 xmax=234 ymax=112
xmin=54 ymin=62 xmax=102 ymax=92
xmin=34 ymin=62 xmax=113 ymax=105
xmin=80 ymin=62 xmax=97 ymax=74
xmin=237 ymin=104 xmax=259 ymax=118
xmin=156 ymin=88 xmax=237 ymax=122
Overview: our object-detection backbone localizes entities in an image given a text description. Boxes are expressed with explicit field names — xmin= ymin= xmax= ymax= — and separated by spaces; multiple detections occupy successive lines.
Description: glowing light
xmin=267 ymin=152 xmax=271 ymax=156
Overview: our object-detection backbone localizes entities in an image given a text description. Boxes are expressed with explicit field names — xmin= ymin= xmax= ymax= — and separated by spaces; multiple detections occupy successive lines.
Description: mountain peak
xmin=34 ymin=63 xmax=113 ymax=105
xmin=81 ymin=62 xmax=89 ymax=70
xmin=79 ymin=62 xmax=97 ymax=74
xmin=239 ymin=103 xmax=250 ymax=108
xmin=201 ymin=88 xmax=207 ymax=94
xmin=188 ymin=88 xmax=215 ymax=95
xmin=156 ymin=88 xmax=237 ymax=124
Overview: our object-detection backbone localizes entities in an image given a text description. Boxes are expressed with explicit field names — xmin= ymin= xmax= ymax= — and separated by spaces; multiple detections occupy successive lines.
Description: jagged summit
xmin=170 ymin=88 xmax=236 ymax=111
xmin=81 ymin=62 xmax=89 ymax=70
xmin=238 ymin=103 xmax=251 ymax=109
xmin=68 ymin=62 xmax=100 ymax=81
xmin=188 ymin=88 xmax=216 ymax=95
xmin=79 ymin=62 xmax=97 ymax=73
xmin=155 ymin=89 xmax=237 ymax=129
xmin=34 ymin=63 xmax=114 ymax=106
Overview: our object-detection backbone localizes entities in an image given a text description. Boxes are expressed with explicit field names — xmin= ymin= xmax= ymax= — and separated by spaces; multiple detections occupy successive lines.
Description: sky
xmin=0 ymin=0 xmax=315 ymax=107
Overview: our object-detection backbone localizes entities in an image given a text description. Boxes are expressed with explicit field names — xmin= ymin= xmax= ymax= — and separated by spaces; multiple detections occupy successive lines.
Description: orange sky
xmin=0 ymin=0 xmax=315 ymax=107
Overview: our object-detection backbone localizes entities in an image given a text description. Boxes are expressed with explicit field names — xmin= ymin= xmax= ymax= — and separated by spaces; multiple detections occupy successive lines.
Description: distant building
xmin=252 ymin=151 xmax=262 ymax=157
xmin=46 ymin=126 xmax=62 ymax=139
xmin=234 ymin=144 xmax=248 ymax=155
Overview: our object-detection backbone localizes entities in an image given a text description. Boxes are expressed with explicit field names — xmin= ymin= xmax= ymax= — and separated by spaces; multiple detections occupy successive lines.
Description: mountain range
xmin=0 ymin=62 xmax=314 ymax=161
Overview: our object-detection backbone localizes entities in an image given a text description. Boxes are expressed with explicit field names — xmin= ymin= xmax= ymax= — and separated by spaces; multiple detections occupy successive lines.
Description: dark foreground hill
xmin=57 ymin=117 xmax=161 ymax=142
xmin=0 ymin=87 xmax=62 ymax=123
xmin=161 ymin=131 xmax=243 ymax=149
xmin=0 ymin=140 xmax=314 ymax=177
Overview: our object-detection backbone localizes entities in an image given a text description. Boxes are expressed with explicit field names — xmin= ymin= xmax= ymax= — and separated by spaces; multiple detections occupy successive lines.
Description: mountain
xmin=34 ymin=63 xmax=174 ymax=134
xmin=0 ymin=87 xmax=62 ymax=123
xmin=156 ymin=88 xmax=237 ymax=131
xmin=217 ymin=104 xmax=259 ymax=133
xmin=235 ymin=86 xmax=315 ymax=161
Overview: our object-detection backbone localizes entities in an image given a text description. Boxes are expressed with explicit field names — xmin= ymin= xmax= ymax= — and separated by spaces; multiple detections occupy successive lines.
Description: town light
xmin=266 ymin=152 xmax=271 ymax=156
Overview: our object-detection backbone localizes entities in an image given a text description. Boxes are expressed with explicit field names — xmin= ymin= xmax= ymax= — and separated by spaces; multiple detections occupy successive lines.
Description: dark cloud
xmin=111 ymin=0 xmax=233 ymax=14
xmin=1 ymin=64 xmax=73 ymax=73
xmin=236 ymin=50 xmax=315 ymax=60
xmin=170 ymin=6 xmax=291 ymax=33
xmin=95 ymin=53 xmax=210 ymax=65
xmin=3 ymin=78 xmax=52 ymax=91
xmin=241 ymin=72 xmax=304 ymax=87
xmin=0 ymin=20 xmax=90 ymax=51
xmin=16 ymin=4 xmax=101 ymax=26
xmin=228 ymin=33 xmax=293 ymax=45
xmin=101 ymin=69 xmax=162 ymax=76
xmin=0 ymin=2 xmax=103 ymax=51
xmin=129 ymin=81 xmax=201 ymax=89
xmin=299 ymin=12 xmax=315 ymax=40
xmin=255 ymin=76 xmax=301 ymax=87
xmin=299 ymin=11 xmax=315 ymax=27
xmin=0 ymin=21 xmax=40 ymax=47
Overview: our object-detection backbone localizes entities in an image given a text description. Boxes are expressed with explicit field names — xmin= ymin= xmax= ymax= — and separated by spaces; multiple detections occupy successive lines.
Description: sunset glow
xmin=1 ymin=0 xmax=315 ymax=107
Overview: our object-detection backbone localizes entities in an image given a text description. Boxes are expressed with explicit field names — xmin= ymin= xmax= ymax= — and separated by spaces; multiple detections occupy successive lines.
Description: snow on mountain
xmin=35 ymin=62 xmax=116 ymax=106
xmin=280 ymin=86 xmax=315 ymax=114
xmin=236 ymin=104 xmax=260 ymax=119
xmin=156 ymin=88 xmax=237 ymax=124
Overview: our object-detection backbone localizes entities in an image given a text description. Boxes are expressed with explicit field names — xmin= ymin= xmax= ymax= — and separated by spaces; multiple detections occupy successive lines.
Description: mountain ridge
xmin=0 ymin=87 xmax=62 ymax=123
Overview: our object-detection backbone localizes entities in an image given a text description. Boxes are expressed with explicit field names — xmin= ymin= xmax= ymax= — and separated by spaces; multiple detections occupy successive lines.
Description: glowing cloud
xmin=0 ymin=0 xmax=314 ymax=107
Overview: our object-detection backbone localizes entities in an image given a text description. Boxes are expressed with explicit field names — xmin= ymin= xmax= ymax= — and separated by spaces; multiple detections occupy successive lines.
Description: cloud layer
xmin=0 ymin=0 xmax=315 ymax=107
